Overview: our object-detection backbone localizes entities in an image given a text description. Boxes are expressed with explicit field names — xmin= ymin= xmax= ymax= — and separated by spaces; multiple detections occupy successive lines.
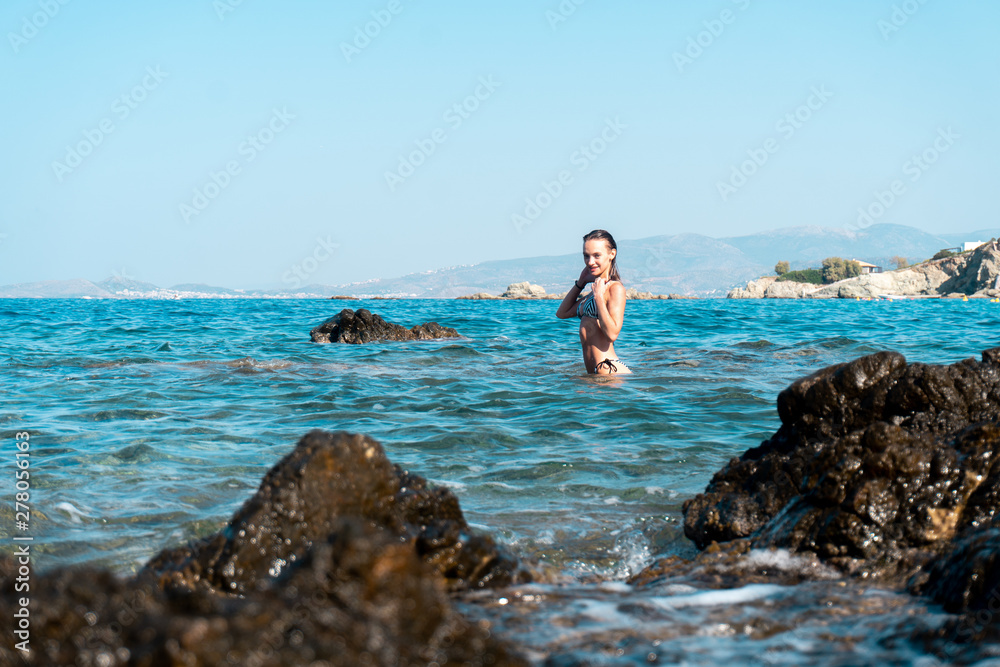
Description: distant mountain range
xmin=3 ymin=224 xmax=996 ymax=299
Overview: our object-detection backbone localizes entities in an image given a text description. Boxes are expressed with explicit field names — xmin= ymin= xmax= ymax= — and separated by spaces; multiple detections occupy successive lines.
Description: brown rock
xmin=0 ymin=521 xmax=527 ymax=666
xmin=146 ymin=430 xmax=525 ymax=595
xmin=0 ymin=431 xmax=531 ymax=666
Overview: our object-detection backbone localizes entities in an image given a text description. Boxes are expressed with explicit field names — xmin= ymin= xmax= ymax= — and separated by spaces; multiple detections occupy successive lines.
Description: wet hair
xmin=583 ymin=229 xmax=622 ymax=283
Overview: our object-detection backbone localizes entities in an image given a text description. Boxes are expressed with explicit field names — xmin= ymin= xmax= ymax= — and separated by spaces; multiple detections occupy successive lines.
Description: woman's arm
xmin=556 ymin=268 xmax=594 ymax=319
xmin=555 ymin=280 xmax=585 ymax=319
xmin=592 ymin=280 xmax=626 ymax=340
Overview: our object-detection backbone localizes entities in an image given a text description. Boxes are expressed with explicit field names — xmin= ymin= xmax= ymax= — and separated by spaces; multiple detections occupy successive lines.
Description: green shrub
xmin=776 ymin=268 xmax=823 ymax=284
xmin=932 ymin=249 xmax=957 ymax=260
xmin=774 ymin=261 xmax=790 ymax=276
xmin=821 ymin=257 xmax=862 ymax=283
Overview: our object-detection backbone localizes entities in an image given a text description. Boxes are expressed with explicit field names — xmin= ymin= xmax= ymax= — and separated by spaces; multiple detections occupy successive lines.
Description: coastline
xmin=728 ymin=243 xmax=1000 ymax=300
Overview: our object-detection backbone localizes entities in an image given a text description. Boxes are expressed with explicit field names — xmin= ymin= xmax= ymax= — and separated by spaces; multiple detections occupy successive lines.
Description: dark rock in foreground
xmin=310 ymin=308 xmax=462 ymax=343
xmin=0 ymin=521 xmax=526 ymax=666
xmin=147 ymin=430 xmax=525 ymax=594
xmin=0 ymin=431 xmax=528 ymax=666
xmin=674 ymin=347 xmax=1000 ymax=660
xmin=682 ymin=349 xmax=1000 ymax=581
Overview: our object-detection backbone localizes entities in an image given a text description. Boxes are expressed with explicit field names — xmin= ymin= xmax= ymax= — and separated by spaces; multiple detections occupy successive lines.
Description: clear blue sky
xmin=2 ymin=0 xmax=997 ymax=289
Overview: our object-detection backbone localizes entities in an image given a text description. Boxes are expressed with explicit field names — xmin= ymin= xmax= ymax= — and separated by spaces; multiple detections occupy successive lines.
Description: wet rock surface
xmin=1 ymin=431 xmax=528 ymax=666
xmin=310 ymin=308 xmax=461 ymax=343
xmin=682 ymin=349 xmax=1000 ymax=580
xmin=0 ymin=522 xmax=527 ymax=666
xmin=677 ymin=347 xmax=1000 ymax=662
xmin=905 ymin=528 xmax=1000 ymax=660
xmin=147 ymin=430 xmax=526 ymax=594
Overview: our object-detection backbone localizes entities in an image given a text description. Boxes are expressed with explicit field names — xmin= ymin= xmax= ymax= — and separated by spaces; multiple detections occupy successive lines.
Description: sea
xmin=3 ymin=297 xmax=1000 ymax=665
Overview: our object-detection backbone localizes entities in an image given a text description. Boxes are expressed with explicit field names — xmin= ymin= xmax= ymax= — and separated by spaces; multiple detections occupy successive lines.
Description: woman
xmin=556 ymin=229 xmax=632 ymax=374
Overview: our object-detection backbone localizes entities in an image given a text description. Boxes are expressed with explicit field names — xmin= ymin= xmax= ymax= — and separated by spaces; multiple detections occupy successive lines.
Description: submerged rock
xmin=310 ymin=308 xmax=461 ymax=343
xmin=681 ymin=348 xmax=1000 ymax=583
xmin=0 ymin=431 xmax=529 ymax=665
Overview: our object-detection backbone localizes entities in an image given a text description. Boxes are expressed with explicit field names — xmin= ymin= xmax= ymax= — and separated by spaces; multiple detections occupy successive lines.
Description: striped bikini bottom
xmin=594 ymin=358 xmax=630 ymax=374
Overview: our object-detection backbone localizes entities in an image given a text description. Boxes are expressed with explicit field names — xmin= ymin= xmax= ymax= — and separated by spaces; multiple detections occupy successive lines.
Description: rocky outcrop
xmin=682 ymin=348 xmax=1000 ymax=582
xmin=939 ymin=241 xmax=1000 ymax=295
xmin=0 ymin=523 xmax=525 ymax=666
xmin=729 ymin=243 xmax=1000 ymax=299
xmin=500 ymin=281 xmax=547 ymax=298
xmin=310 ymin=308 xmax=461 ymax=343
xmin=727 ymin=276 xmax=822 ymax=299
xmin=907 ymin=529 xmax=1000 ymax=659
xmin=672 ymin=347 xmax=1000 ymax=660
xmin=0 ymin=431 xmax=529 ymax=666
xmin=456 ymin=292 xmax=500 ymax=300
xmin=147 ymin=430 xmax=525 ymax=594
xmin=624 ymin=288 xmax=695 ymax=300
xmin=808 ymin=261 xmax=957 ymax=299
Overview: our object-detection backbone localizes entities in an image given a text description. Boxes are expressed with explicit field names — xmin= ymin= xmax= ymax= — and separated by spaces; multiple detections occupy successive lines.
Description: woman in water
xmin=556 ymin=229 xmax=632 ymax=374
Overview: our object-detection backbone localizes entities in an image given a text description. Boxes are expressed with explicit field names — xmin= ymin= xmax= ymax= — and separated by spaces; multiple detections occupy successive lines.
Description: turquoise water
xmin=3 ymin=298 xmax=998 ymax=663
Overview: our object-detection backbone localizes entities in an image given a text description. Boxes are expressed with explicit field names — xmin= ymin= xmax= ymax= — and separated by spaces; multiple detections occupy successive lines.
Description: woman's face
xmin=583 ymin=239 xmax=615 ymax=278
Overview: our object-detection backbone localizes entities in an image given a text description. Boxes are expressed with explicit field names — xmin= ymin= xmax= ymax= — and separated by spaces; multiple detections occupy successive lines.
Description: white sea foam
xmin=654 ymin=583 xmax=700 ymax=596
xmin=577 ymin=599 xmax=636 ymax=625
xmin=484 ymin=481 xmax=522 ymax=490
xmin=429 ymin=478 xmax=467 ymax=491
xmin=649 ymin=583 xmax=786 ymax=610
xmin=54 ymin=501 xmax=90 ymax=523
xmin=740 ymin=548 xmax=840 ymax=579
xmin=595 ymin=581 xmax=632 ymax=593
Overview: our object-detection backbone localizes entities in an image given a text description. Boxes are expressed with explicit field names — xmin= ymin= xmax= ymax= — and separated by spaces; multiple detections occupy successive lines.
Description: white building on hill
xmin=852 ymin=260 xmax=882 ymax=275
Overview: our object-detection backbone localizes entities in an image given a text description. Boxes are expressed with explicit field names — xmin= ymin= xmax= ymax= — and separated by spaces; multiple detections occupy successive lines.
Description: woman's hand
xmin=592 ymin=276 xmax=606 ymax=300
xmin=577 ymin=267 xmax=595 ymax=285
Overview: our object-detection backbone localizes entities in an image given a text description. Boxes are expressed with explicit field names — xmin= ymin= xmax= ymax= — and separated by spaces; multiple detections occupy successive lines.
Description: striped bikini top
xmin=577 ymin=290 xmax=600 ymax=318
